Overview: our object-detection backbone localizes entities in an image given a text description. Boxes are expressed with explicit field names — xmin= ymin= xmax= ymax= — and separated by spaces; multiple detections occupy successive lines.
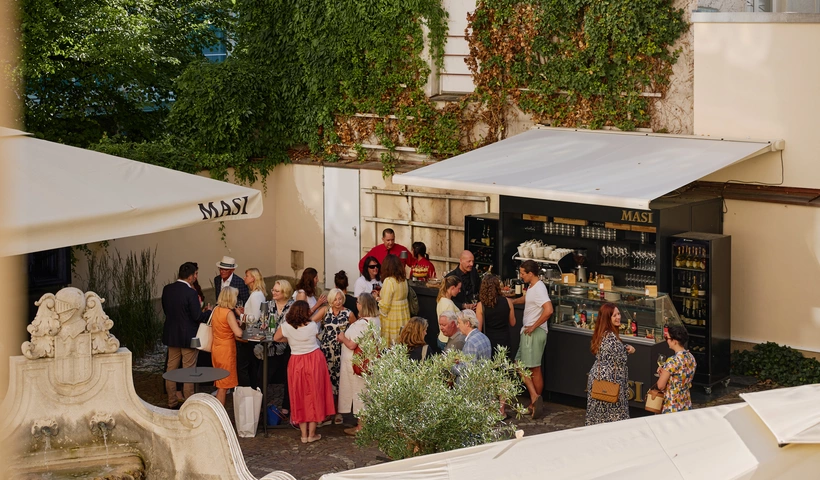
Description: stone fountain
xmin=0 ymin=287 xmax=295 ymax=479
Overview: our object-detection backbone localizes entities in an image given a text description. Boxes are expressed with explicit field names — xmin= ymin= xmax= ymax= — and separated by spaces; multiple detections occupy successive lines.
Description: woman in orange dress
xmin=212 ymin=286 xmax=245 ymax=406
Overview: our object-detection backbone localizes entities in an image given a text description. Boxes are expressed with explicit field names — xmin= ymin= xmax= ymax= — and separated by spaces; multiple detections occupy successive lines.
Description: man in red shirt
xmin=358 ymin=228 xmax=415 ymax=272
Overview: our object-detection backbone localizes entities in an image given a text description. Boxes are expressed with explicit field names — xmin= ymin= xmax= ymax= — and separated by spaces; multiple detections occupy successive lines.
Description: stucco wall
xmin=694 ymin=18 xmax=820 ymax=351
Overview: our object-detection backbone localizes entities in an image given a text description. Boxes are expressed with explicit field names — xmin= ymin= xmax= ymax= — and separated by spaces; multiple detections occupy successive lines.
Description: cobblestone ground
xmin=133 ymin=346 xmax=776 ymax=480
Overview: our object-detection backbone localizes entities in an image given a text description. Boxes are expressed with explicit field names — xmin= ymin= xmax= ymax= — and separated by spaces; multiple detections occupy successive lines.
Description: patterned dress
xmin=320 ymin=308 xmax=352 ymax=395
xmin=378 ymin=277 xmax=410 ymax=345
xmin=585 ymin=332 xmax=630 ymax=425
xmin=662 ymin=350 xmax=697 ymax=413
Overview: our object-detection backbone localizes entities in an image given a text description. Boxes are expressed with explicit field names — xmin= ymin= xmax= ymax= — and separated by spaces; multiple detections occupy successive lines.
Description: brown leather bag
xmin=589 ymin=358 xmax=620 ymax=403
xmin=590 ymin=379 xmax=620 ymax=403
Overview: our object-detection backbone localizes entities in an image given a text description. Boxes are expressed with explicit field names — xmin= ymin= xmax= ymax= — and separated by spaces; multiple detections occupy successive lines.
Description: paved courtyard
xmin=133 ymin=347 xmax=771 ymax=480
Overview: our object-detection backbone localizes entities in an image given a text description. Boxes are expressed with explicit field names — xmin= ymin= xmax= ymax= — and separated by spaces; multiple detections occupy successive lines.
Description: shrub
xmin=732 ymin=342 xmax=820 ymax=387
xmin=354 ymin=324 xmax=527 ymax=460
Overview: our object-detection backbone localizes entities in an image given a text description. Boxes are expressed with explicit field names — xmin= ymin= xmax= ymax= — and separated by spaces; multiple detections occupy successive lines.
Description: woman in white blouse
xmin=354 ymin=255 xmax=382 ymax=299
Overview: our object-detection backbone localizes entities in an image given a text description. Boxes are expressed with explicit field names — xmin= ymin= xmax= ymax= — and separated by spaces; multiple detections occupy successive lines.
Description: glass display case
xmin=541 ymin=282 xmax=682 ymax=409
xmin=547 ymin=283 xmax=684 ymax=345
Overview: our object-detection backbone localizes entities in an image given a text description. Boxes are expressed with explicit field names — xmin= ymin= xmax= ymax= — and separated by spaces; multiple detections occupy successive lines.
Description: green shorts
xmin=515 ymin=328 xmax=547 ymax=368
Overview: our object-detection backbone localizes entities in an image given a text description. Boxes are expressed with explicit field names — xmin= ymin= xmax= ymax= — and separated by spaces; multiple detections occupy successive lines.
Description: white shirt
xmin=221 ymin=273 xmax=234 ymax=292
xmin=353 ymin=276 xmax=381 ymax=298
xmin=281 ymin=321 xmax=320 ymax=355
xmin=176 ymin=279 xmax=193 ymax=288
xmin=292 ymin=291 xmax=317 ymax=308
xmin=522 ymin=280 xmax=551 ymax=333
xmin=245 ymin=290 xmax=266 ymax=319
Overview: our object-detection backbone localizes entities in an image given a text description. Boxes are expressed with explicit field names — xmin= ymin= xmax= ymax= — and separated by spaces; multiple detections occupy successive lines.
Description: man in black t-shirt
xmin=446 ymin=250 xmax=481 ymax=310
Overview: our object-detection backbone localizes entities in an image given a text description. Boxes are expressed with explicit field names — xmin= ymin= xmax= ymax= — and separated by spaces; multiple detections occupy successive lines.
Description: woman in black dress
xmin=476 ymin=275 xmax=515 ymax=359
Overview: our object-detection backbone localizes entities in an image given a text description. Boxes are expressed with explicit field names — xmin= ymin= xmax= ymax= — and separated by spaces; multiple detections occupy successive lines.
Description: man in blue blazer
xmin=162 ymin=262 xmax=210 ymax=409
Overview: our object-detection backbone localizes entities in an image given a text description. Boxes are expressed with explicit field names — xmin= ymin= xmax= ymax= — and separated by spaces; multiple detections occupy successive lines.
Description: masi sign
xmin=198 ymin=196 xmax=251 ymax=220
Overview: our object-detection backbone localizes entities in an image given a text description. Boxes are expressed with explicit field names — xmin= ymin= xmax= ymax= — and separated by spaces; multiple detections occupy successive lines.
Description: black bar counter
xmin=411 ymin=283 xmax=671 ymax=409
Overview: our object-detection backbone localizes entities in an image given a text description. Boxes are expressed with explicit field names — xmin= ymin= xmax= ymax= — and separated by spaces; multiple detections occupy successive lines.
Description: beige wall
xmin=272 ymin=164 xmax=325 ymax=284
xmin=694 ymin=18 xmax=820 ymax=351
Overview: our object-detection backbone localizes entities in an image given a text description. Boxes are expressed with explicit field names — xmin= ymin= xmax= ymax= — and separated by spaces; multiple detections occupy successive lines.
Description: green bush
xmin=354 ymin=324 xmax=527 ymax=460
xmin=732 ymin=342 xmax=820 ymax=387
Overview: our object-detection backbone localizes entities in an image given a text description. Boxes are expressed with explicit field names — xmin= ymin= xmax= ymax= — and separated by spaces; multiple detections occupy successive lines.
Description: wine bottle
xmin=698 ymin=274 xmax=706 ymax=298
xmin=684 ymin=272 xmax=691 ymax=295
xmin=699 ymin=247 xmax=707 ymax=270
xmin=678 ymin=271 xmax=686 ymax=294
xmin=675 ymin=246 xmax=683 ymax=268
xmin=690 ymin=273 xmax=699 ymax=298
xmin=631 ymin=313 xmax=638 ymax=335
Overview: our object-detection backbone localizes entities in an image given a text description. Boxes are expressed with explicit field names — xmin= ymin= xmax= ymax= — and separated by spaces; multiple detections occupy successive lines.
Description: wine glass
xmin=655 ymin=354 xmax=666 ymax=377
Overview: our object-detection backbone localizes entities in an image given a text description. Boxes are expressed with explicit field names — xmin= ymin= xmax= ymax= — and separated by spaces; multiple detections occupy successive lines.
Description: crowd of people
xmin=161 ymin=228 xmax=697 ymax=441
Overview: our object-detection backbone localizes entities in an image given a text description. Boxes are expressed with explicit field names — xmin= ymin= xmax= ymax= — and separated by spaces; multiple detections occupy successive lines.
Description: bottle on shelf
xmin=690 ymin=273 xmax=699 ymax=298
xmin=683 ymin=272 xmax=692 ymax=295
xmin=699 ymin=247 xmax=707 ymax=270
xmin=697 ymin=274 xmax=706 ymax=298
xmin=675 ymin=246 xmax=684 ymax=268
xmin=631 ymin=313 xmax=638 ymax=335
xmin=678 ymin=271 xmax=686 ymax=294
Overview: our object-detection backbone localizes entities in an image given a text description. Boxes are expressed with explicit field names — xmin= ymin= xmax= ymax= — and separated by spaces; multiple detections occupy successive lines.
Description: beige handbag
xmin=589 ymin=359 xmax=620 ymax=403
xmin=645 ymin=385 xmax=664 ymax=414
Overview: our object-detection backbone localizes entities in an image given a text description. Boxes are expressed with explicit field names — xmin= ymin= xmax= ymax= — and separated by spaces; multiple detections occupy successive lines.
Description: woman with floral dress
xmin=313 ymin=289 xmax=356 ymax=398
xmin=267 ymin=279 xmax=294 ymax=415
xmin=378 ymin=254 xmax=410 ymax=345
xmin=657 ymin=325 xmax=697 ymax=413
xmin=585 ymin=303 xmax=635 ymax=426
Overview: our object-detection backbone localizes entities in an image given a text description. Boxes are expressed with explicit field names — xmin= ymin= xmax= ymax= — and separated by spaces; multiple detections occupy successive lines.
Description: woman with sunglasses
xmin=354 ymin=255 xmax=382 ymax=299
xmin=656 ymin=325 xmax=697 ymax=413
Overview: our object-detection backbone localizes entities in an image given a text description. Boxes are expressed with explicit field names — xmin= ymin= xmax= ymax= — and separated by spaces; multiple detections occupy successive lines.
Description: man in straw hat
xmin=214 ymin=256 xmax=249 ymax=306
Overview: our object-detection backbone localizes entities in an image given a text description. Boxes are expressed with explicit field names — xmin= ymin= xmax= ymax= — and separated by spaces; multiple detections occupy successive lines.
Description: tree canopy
xmin=19 ymin=0 xmax=232 ymax=146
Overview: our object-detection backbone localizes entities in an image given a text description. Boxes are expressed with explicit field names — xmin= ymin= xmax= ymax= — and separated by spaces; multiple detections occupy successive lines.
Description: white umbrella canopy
xmin=0 ymin=128 xmax=263 ymax=256
xmin=321 ymin=384 xmax=820 ymax=480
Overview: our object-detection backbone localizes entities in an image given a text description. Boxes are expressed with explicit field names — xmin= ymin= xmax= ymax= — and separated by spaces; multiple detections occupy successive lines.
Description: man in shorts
xmin=512 ymin=260 xmax=553 ymax=419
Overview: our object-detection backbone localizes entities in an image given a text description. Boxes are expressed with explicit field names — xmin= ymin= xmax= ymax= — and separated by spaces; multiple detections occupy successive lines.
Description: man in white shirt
xmin=512 ymin=260 xmax=553 ymax=419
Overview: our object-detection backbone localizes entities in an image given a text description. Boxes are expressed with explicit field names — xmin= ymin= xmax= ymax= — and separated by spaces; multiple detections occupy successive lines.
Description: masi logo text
xmin=198 ymin=196 xmax=250 ymax=220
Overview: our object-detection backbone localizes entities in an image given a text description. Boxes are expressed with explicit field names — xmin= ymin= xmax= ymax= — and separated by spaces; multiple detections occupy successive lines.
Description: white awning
xmin=393 ymin=127 xmax=780 ymax=210
xmin=0 ymin=128 xmax=263 ymax=256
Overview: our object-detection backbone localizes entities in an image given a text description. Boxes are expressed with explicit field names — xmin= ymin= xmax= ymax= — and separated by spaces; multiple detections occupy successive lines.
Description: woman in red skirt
xmin=273 ymin=300 xmax=335 ymax=443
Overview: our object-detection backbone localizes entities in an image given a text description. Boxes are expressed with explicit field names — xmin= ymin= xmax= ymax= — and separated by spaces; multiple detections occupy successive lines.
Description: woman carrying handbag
xmin=585 ymin=303 xmax=635 ymax=426
xmin=656 ymin=325 xmax=697 ymax=413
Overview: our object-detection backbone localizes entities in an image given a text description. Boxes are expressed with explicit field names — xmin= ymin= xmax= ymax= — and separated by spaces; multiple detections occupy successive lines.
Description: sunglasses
xmin=368 ymin=264 xmax=379 ymax=269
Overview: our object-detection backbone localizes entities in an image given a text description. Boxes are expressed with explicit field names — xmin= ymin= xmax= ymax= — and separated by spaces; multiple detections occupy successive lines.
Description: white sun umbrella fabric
xmin=0 ymin=128 xmax=263 ymax=256
xmin=321 ymin=403 xmax=761 ymax=480
xmin=741 ymin=383 xmax=820 ymax=445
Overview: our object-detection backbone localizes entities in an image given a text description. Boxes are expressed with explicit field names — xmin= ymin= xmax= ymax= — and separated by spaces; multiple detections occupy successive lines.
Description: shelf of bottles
xmin=464 ymin=214 xmax=499 ymax=275
xmin=671 ymin=243 xmax=708 ymax=329
xmin=669 ymin=232 xmax=732 ymax=390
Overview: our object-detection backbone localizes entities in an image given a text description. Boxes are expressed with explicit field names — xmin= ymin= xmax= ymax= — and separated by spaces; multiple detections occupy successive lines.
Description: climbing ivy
xmin=79 ymin=0 xmax=687 ymax=177
xmin=464 ymin=0 xmax=688 ymax=139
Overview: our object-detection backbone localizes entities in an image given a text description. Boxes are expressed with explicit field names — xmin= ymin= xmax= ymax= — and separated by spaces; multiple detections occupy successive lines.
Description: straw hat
xmin=216 ymin=256 xmax=238 ymax=270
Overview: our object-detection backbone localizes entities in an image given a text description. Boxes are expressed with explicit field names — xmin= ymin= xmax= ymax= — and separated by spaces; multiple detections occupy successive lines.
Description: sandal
xmin=317 ymin=419 xmax=332 ymax=427
xmin=307 ymin=434 xmax=322 ymax=443
xmin=301 ymin=437 xmax=308 ymax=444
xmin=334 ymin=414 xmax=343 ymax=425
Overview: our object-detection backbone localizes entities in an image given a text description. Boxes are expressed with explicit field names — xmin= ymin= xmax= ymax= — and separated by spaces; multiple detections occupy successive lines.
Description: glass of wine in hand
xmin=655 ymin=354 xmax=666 ymax=377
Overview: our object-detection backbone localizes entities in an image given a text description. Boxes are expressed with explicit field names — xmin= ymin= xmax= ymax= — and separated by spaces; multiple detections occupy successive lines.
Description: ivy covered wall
xmin=80 ymin=0 xmax=694 ymax=178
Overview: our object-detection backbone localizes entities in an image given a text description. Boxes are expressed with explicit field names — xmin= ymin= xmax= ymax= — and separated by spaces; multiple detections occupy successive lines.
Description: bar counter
xmin=411 ymin=283 xmax=670 ymax=409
